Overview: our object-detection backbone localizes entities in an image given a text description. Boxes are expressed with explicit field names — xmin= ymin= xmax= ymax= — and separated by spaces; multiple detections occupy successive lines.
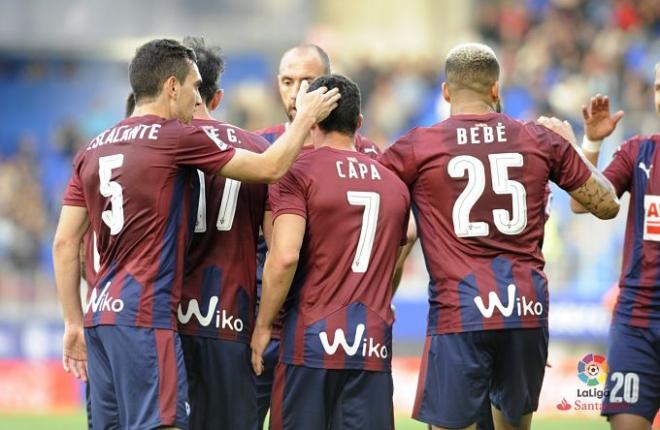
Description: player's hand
xmin=582 ymin=94 xmax=624 ymax=141
xmin=295 ymin=80 xmax=341 ymax=124
xmin=537 ymin=116 xmax=578 ymax=146
xmin=62 ymin=324 xmax=88 ymax=382
xmin=250 ymin=325 xmax=272 ymax=376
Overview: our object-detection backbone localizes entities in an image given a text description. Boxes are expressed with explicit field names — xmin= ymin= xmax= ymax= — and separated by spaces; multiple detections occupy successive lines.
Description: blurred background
xmin=0 ymin=0 xmax=658 ymax=428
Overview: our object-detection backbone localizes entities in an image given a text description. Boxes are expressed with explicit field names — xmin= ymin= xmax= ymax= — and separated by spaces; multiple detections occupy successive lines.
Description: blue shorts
xmin=181 ymin=335 xmax=258 ymax=430
xmin=85 ymin=325 xmax=189 ymax=430
xmin=601 ymin=323 xmax=660 ymax=422
xmin=256 ymin=338 xmax=280 ymax=428
xmin=413 ymin=328 xmax=548 ymax=428
xmin=270 ymin=363 xmax=394 ymax=430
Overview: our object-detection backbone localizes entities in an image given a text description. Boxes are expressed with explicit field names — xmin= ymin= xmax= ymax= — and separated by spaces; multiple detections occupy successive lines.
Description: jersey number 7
xmin=347 ymin=191 xmax=380 ymax=273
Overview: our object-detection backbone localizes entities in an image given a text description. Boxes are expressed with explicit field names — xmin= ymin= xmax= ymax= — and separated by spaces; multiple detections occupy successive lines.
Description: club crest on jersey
xmin=643 ymin=195 xmax=660 ymax=242
xmin=336 ymin=158 xmax=382 ymax=181
xmin=318 ymin=324 xmax=388 ymax=359
xmin=84 ymin=282 xmax=124 ymax=314
xmin=177 ymin=297 xmax=244 ymax=333
xmin=473 ymin=284 xmax=543 ymax=318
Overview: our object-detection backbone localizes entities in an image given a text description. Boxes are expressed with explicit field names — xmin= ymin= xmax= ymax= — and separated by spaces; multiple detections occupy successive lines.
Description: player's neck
xmin=132 ymin=100 xmax=172 ymax=120
xmin=315 ymin=131 xmax=356 ymax=151
xmin=193 ymin=103 xmax=214 ymax=121
xmin=450 ymin=100 xmax=496 ymax=116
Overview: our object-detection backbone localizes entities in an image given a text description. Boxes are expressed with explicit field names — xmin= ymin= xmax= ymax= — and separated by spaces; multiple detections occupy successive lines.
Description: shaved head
xmin=445 ymin=43 xmax=500 ymax=94
xmin=279 ymin=44 xmax=331 ymax=75
xmin=277 ymin=44 xmax=332 ymax=120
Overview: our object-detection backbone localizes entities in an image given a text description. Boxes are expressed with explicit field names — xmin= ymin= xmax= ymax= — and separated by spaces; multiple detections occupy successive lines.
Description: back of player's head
xmin=182 ymin=36 xmax=225 ymax=106
xmin=129 ymin=39 xmax=197 ymax=103
xmin=309 ymin=74 xmax=360 ymax=135
xmin=281 ymin=44 xmax=331 ymax=75
xmin=445 ymin=43 xmax=499 ymax=94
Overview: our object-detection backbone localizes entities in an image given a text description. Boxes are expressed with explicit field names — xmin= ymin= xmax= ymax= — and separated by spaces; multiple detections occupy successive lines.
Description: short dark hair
xmin=308 ymin=74 xmax=360 ymax=135
xmin=125 ymin=92 xmax=136 ymax=117
xmin=445 ymin=43 xmax=499 ymax=94
xmin=183 ymin=36 xmax=225 ymax=105
xmin=129 ymin=39 xmax=197 ymax=103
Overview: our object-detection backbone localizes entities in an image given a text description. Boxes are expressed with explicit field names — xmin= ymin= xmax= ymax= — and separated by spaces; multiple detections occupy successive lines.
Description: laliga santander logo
xmin=577 ymin=353 xmax=608 ymax=386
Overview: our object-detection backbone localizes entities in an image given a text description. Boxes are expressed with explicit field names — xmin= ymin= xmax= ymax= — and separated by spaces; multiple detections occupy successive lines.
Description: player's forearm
xmin=259 ymin=113 xmax=316 ymax=182
xmin=256 ymin=253 xmax=298 ymax=329
xmin=569 ymin=169 xmax=619 ymax=219
xmin=53 ymin=239 xmax=84 ymax=326
xmin=570 ymin=148 xmax=601 ymax=213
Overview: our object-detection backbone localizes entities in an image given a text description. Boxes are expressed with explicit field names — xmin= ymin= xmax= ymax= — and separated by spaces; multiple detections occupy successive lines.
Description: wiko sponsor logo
xmin=84 ymin=282 xmax=124 ymax=313
xmin=319 ymin=324 xmax=388 ymax=359
xmin=177 ymin=297 xmax=244 ymax=333
xmin=473 ymin=284 xmax=543 ymax=318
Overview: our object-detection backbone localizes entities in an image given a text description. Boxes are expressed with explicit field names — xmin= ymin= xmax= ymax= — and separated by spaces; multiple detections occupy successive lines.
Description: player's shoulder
xmin=194 ymin=118 xmax=269 ymax=153
xmin=254 ymin=123 xmax=286 ymax=145
xmin=354 ymin=133 xmax=381 ymax=156
xmin=623 ymin=133 xmax=660 ymax=147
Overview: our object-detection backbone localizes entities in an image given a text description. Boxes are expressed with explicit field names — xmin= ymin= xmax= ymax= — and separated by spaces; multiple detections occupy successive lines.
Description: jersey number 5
xmin=99 ymin=154 xmax=125 ymax=235
xmin=347 ymin=191 xmax=380 ymax=273
xmin=448 ymin=153 xmax=527 ymax=238
xmin=195 ymin=170 xmax=242 ymax=232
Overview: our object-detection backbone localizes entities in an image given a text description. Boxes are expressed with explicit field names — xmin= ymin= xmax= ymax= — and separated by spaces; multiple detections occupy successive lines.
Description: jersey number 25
xmin=449 ymin=153 xmax=527 ymax=237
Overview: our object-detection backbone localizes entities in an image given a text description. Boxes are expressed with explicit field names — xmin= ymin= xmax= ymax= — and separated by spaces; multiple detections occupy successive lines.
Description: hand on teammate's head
xmin=293 ymin=80 xmax=341 ymax=123
xmin=581 ymin=94 xmax=624 ymax=141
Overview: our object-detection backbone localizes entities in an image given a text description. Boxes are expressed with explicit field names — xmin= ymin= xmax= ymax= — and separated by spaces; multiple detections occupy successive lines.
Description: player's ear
xmin=356 ymin=114 xmax=363 ymax=131
xmin=164 ymin=75 xmax=179 ymax=99
xmin=209 ymin=89 xmax=224 ymax=111
xmin=442 ymin=82 xmax=451 ymax=103
xmin=491 ymin=81 xmax=500 ymax=104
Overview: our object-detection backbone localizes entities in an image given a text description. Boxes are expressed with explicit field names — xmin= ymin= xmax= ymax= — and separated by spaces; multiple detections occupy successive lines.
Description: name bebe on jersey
xmin=319 ymin=324 xmax=388 ymax=359
xmin=177 ymin=297 xmax=244 ymax=333
xmin=456 ymin=122 xmax=508 ymax=145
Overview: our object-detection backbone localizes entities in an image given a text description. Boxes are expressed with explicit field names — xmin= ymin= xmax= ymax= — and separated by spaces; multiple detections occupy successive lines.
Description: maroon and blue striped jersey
xmin=603 ymin=134 xmax=660 ymax=328
xmin=269 ymin=147 xmax=410 ymax=372
xmin=254 ymin=123 xmax=381 ymax=340
xmin=177 ymin=119 xmax=269 ymax=342
xmin=379 ymin=113 xmax=591 ymax=335
xmin=62 ymin=114 xmax=235 ymax=330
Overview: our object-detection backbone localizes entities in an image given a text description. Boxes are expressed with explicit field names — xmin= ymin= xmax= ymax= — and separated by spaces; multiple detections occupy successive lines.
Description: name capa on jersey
xmin=336 ymin=157 xmax=382 ymax=181
xmin=87 ymin=124 xmax=162 ymax=150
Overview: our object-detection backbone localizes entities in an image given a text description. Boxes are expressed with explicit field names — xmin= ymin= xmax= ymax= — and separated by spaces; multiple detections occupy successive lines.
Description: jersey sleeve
xmin=269 ymin=167 xmax=307 ymax=220
xmin=62 ymin=154 xmax=86 ymax=207
xmin=547 ymin=131 xmax=592 ymax=192
xmin=176 ymin=124 xmax=236 ymax=175
xmin=602 ymin=138 xmax=637 ymax=197
xmin=377 ymin=130 xmax=419 ymax=186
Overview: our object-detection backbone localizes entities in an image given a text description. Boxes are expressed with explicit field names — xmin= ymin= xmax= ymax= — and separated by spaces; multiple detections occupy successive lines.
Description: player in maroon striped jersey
xmin=53 ymin=38 xmax=339 ymax=430
xmin=176 ymin=36 xmax=271 ymax=429
xmin=379 ymin=43 xmax=619 ymax=430
xmin=567 ymin=64 xmax=660 ymax=430
xmin=251 ymin=74 xmax=410 ymax=430
xmin=254 ymin=44 xmax=412 ymax=427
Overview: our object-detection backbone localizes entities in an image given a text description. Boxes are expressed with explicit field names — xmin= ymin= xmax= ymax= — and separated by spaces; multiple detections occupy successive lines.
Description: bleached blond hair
xmin=445 ymin=43 xmax=500 ymax=93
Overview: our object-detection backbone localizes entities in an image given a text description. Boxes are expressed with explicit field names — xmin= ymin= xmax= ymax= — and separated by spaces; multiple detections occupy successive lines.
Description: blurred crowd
xmin=0 ymin=0 xmax=658 ymax=315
